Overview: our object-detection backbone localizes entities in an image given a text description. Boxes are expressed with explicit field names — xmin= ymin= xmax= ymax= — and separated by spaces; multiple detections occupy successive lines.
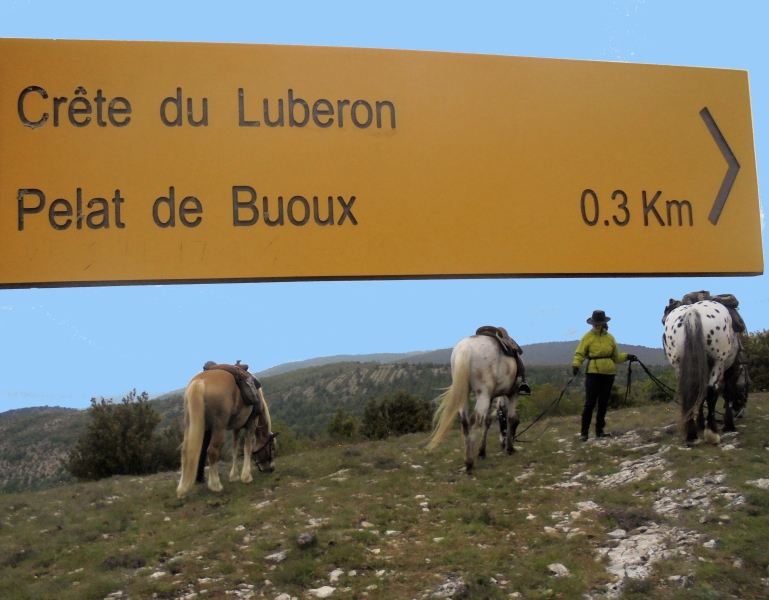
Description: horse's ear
xmin=272 ymin=431 xmax=280 ymax=439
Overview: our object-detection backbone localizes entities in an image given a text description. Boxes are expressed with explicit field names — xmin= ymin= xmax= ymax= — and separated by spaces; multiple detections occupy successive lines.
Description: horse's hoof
xmin=208 ymin=482 xmax=223 ymax=492
xmin=685 ymin=438 xmax=700 ymax=447
xmin=478 ymin=452 xmax=486 ymax=459
xmin=229 ymin=474 xmax=240 ymax=482
xmin=506 ymin=447 xmax=516 ymax=455
xmin=241 ymin=474 xmax=253 ymax=483
xmin=464 ymin=465 xmax=474 ymax=475
xmin=704 ymin=430 xmax=720 ymax=445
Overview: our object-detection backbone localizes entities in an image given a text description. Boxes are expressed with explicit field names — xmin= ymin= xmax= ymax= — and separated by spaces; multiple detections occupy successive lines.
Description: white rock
xmin=307 ymin=587 xmax=335 ymax=598
xmin=275 ymin=594 xmax=291 ymax=600
xmin=608 ymin=529 xmax=627 ymax=539
xmin=347 ymin=570 xmax=357 ymax=577
xmin=703 ymin=539 xmax=718 ymax=549
xmin=747 ymin=479 xmax=769 ymax=490
xmin=265 ymin=550 xmax=288 ymax=563
xmin=433 ymin=537 xmax=444 ymax=543
xmin=385 ymin=530 xmax=401 ymax=537
xmin=526 ymin=513 xmax=536 ymax=521
xmin=235 ymin=525 xmax=246 ymax=531
xmin=149 ymin=571 xmax=166 ymax=579
xmin=548 ymin=563 xmax=570 ymax=577
xmin=361 ymin=521 xmax=375 ymax=528
xmin=329 ymin=569 xmax=344 ymax=583
xmin=721 ymin=444 xmax=736 ymax=451
xmin=576 ymin=501 xmax=601 ymax=512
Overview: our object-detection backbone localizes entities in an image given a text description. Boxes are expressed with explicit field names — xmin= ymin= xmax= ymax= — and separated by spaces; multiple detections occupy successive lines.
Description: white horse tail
xmin=680 ymin=309 xmax=709 ymax=427
xmin=177 ymin=379 xmax=206 ymax=498
xmin=427 ymin=345 xmax=472 ymax=450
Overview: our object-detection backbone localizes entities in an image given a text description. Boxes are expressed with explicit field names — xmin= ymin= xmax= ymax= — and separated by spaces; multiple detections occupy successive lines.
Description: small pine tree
xmin=327 ymin=406 xmax=358 ymax=440
xmin=64 ymin=389 xmax=182 ymax=481
xmin=361 ymin=398 xmax=389 ymax=440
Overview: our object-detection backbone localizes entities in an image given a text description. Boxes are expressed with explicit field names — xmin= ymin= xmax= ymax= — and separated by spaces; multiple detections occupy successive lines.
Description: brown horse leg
xmin=723 ymin=396 xmax=736 ymax=432
xmin=704 ymin=387 xmax=721 ymax=445
xmin=229 ymin=429 xmax=241 ymax=482
xmin=206 ymin=429 xmax=226 ymax=492
xmin=196 ymin=429 xmax=212 ymax=484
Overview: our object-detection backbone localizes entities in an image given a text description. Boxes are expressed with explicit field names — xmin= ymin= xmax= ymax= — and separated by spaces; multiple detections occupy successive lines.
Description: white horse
xmin=427 ymin=335 xmax=522 ymax=473
xmin=663 ymin=300 xmax=743 ymax=444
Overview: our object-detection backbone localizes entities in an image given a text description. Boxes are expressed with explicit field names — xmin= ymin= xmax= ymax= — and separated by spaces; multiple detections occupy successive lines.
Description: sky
xmin=0 ymin=0 xmax=766 ymax=410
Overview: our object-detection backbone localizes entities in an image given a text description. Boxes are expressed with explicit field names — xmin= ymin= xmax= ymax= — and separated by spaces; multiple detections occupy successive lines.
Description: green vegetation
xmin=361 ymin=390 xmax=433 ymax=440
xmin=743 ymin=329 xmax=769 ymax=392
xmin=2 ymin=393 xmax=768 ymax=599
xmin=64 ymin=390 xmax=183 ymax=481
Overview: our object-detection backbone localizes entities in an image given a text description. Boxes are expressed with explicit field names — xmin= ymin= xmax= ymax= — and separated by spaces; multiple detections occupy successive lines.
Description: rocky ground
xmin=2 ymin=393 xmax=769 ymax=599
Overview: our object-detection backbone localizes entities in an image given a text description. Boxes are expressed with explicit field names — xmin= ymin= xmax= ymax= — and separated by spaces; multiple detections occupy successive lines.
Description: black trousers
xmin=582 ymin=374 xmax=615 ymax=436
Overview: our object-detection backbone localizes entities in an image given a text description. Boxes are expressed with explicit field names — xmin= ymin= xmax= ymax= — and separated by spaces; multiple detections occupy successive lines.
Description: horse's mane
xmin=256 ymin=389 xmax=272 ymax=435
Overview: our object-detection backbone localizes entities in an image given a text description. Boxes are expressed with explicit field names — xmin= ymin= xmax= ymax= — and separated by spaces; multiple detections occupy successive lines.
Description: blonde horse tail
xmin=427 ymin=345 xmax=471 ymax=450
xmin=177 ymin=380 xmax=206 ymax=498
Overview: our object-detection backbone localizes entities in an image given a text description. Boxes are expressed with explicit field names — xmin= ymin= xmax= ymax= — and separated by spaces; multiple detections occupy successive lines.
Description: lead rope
xmin=635 ymin=358 xmax=678 ymax=403
xmin=512 ymin=370 xmax=579 ymax=442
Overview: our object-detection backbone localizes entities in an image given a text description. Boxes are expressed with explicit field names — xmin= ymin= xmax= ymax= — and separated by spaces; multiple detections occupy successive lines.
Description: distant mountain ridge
xmin=255 ymin=341 xmax=667 ymax=376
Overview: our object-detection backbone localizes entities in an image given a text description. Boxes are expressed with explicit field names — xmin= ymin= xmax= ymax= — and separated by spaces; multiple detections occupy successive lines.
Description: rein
xmin=635 ymin=358 xmax=678 ymax=403
xmin=512 ymin=371 xmax=579 ymax=442
xmin=252 ymin=432 xmax=274 ymax=472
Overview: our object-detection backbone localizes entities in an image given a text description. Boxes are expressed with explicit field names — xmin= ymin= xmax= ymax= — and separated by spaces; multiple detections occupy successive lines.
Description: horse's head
xmin=732 ymin=363 xmax=751 ymax=418
xmin=251 ymin=431 xmax=280 ymax=473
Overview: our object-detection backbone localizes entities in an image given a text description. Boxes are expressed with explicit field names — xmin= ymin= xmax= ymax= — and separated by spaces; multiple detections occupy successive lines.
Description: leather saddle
xmin=203 ymin=360 xmax=262 ymax=414
xmin=662 ymin=291 xmax=746 ymax=333
xmin=475 ymin=326 xmax=522 ymax=358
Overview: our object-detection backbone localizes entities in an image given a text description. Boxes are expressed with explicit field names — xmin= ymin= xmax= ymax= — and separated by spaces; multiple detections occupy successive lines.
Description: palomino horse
xmin=664 ymin=300 xmax=747 ymax=444
xmin=427 ymin=335 xmax=522 ymax=473
xmin=176 ymin=369 xmax=277 ymax=498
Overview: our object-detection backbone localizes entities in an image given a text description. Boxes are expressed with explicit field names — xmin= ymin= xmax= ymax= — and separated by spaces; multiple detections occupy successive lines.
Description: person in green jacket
xmin=572 ymin=310 xmax=637 ymax=442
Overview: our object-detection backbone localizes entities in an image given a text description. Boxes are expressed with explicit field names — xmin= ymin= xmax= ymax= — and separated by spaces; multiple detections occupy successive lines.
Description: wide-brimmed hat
xmin=587 ymin=310 xmax=611 ymax=325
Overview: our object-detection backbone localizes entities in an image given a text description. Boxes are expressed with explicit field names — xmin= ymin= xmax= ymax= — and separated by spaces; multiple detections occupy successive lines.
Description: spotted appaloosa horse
xmin=427 ymin=335 xmax=522 ymax=473
xmin=663 ymin=300 xmax=747 ymax=444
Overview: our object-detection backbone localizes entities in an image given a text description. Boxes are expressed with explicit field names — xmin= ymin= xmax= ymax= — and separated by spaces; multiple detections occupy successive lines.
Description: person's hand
xmin=627 ymin=354 xmax=638 ymax=362
xmin=572 ymin=366 xmax=580 ymax=375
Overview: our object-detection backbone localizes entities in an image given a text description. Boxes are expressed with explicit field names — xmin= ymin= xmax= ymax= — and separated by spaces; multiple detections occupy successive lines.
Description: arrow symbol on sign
xmin=699 ymin=107 xmax=740 ymax=225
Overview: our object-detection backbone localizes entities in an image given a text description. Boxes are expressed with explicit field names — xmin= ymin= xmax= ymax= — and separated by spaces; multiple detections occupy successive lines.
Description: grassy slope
xmin=0 ymin=362 xmax=674 ymax=492
xmin=1 ymin=393 xmax=768 ymax=600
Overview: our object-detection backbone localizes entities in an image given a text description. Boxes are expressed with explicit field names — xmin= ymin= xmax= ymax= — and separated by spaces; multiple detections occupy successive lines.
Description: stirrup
xmin=518 ymin=382 xmax=531 ymax=395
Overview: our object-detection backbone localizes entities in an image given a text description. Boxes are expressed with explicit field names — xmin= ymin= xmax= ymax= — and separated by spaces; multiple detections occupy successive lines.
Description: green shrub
xmin=64 ymin=389 xmax=183 ymax=481
xmin=743 ymin=329 xmax=769 ymax=392
xmin=271 ymin=419 xmax=306 ymax=455
xmin=327 ymin=406 xmax=359 ymax=440
xmin=361 ymin=390 xmax=433 ymax=440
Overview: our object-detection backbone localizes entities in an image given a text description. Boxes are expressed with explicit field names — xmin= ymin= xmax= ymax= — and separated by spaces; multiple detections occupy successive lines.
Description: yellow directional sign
xmin=0 ymin=38 xmax=762 ymax=288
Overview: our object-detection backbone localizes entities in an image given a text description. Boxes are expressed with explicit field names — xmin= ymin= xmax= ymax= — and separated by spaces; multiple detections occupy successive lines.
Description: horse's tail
xmin=679 ymin=309 xmax=710 ymax=430
xmin=427 ymin=345 xmax=471 ymax=450
xmin=177 ymin=379 xmax=206 ymax=498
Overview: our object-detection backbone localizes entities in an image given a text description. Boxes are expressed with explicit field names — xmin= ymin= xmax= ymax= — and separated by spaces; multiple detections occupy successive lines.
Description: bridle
xmin=251 ymin=432 xmax=275 ymax=472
